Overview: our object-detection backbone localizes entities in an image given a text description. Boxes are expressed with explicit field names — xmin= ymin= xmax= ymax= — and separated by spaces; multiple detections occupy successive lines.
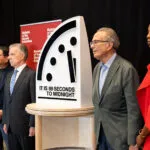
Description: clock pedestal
xmin=26 ymin=103 xmax=96 ymax=150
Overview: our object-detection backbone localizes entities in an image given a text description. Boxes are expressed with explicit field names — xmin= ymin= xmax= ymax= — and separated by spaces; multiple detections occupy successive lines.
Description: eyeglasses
xmin=90 ymin=40 xmax=109 ymax=46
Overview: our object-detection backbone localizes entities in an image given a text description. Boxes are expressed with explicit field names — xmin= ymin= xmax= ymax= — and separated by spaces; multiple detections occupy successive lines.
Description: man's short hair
xmin=0 ymin=46 xmax=9 ymax=56
xmin=97 ymin=27 xmax=120 ymax=50
xmin=9 ymin=43 xmax=28 ymax=61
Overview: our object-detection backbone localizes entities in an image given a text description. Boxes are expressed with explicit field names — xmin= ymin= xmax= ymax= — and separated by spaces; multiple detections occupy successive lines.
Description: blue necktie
xmin=10 ymin=70 xmax=18 ymax=94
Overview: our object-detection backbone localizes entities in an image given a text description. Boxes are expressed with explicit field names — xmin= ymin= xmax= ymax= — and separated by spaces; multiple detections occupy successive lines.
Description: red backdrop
xmin=20 ymin=20 xmax=62 ymax=70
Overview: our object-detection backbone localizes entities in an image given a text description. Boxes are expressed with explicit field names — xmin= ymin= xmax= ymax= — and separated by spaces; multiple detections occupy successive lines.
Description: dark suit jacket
xmin=92 ymin=55 xmax=142 ymax=150
xmin=0 ymin=65 xmax=13 ymax=110
xmin=2 ymin=66 xmax=35 ymax=136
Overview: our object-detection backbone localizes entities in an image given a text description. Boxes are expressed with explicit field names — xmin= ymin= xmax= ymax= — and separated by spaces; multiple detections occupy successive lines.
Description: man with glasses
xmin=91 ymin=27 xmax=142 ymax=150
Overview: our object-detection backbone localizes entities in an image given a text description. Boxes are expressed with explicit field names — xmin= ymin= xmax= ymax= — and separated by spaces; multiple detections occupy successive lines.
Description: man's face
xmin=0 ymin=49 xmax=8 ymax=66
xmin=147 ymin=25 xmax=150 ymax=48
xmin=8 ymin=46 xmax=24 ymax=68
xmin=90 ymin=31 xmax=111 ymax=60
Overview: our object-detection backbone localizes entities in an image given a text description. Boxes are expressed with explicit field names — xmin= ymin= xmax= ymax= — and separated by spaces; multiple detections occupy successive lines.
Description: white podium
xmin=26 ymin=103 xmax=95 ymax=150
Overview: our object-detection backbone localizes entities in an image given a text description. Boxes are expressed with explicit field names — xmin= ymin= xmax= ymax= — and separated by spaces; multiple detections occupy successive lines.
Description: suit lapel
xmin=99 ymin=55 xmax=120 ymax=104
xmin=95 ymin=64 xmax=101 ymax=103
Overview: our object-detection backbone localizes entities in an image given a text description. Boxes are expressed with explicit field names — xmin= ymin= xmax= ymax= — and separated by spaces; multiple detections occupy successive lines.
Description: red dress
xmin=137 ymin=64 xmax=150 ymax=150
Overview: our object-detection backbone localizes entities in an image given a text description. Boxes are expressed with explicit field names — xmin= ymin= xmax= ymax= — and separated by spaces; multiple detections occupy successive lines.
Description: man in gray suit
xmin=90 ymin=27 xmax=142 ymax=150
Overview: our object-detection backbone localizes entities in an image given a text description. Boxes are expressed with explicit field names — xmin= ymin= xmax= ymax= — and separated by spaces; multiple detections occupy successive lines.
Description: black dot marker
xmin=46 ymin=73 xmax=52 ymax=81
xmin=50 ymin=57 xmax=56 ymax=65
xmin=58 ymin=44 xmax=65 ymax=53
xmin=70 ymin=37 xmax=77 ymax=46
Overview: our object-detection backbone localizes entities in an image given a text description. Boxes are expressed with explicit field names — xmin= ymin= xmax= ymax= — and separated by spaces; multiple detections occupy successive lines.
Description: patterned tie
xmin=10 ymin=69 xmax=18 ymax=94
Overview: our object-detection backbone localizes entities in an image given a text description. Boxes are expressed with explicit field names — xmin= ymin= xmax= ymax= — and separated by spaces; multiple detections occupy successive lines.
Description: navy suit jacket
xmin=2 ymin=66 xmax=35 ymax=136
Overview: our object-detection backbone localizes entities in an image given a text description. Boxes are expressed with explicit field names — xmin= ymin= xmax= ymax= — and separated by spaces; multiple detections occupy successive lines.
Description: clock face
xmin=41 ymin=29 xmax=78 ymax=84
xmin=36 ymin=16 xmax=92 ymax=108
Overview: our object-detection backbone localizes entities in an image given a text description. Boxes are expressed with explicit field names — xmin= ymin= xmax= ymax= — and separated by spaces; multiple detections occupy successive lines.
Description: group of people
xmin=0 ymin=44 xmax=35 ymax=150
xmin=91 ymin=24 xmax=150 ymax=150
xmin=0 ymin=25 xmax=150 ymax=150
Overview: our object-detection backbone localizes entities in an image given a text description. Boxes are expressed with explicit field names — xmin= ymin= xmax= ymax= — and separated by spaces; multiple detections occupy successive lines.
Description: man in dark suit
xmin=0 ymin=46 xmax=12 ymax=150
xmin=90 ymin=27 xmax=142 ymax=150
xmin=2 ymin=43 xmax=35 ymax=150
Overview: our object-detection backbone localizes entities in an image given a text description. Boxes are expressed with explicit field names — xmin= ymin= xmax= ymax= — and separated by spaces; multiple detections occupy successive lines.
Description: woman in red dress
xmin=136 ymin=24 xmax=150 ymax=150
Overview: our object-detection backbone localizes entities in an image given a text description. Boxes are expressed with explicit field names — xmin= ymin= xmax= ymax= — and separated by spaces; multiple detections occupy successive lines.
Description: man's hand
xmin=0 ymin=110 xmax=2 ymax=120
xmin=29 ymin=127 xmax=35 ymax=137
xmin=129 ymin=145 xmax=139 ymax=150
xmin=3 ymin=124 xmax=7 ymax=134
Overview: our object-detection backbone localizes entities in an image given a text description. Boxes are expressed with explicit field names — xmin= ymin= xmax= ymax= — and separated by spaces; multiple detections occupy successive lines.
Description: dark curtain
xmin=0 ymin=0 xmax=150 ymax=81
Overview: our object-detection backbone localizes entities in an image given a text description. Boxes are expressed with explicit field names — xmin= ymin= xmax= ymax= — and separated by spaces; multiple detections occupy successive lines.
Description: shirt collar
xmin=100 ymin=53 xmax=117 ymax=68
xmin=15 ymin=63 xmax=26 ymax=72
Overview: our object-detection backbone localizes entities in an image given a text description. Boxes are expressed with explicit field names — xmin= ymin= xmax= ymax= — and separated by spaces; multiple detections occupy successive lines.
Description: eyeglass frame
xmin=90 ymin=40 xmax=109 ymax=46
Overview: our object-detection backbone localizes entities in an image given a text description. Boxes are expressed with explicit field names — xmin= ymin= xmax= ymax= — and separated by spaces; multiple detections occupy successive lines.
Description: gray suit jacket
xmin=92 ymin=55 xmax=142 ymax=150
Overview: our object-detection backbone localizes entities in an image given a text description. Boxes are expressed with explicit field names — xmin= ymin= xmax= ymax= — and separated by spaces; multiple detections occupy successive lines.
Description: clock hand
xmin=67 ymin=50 xmax=76 ymax=83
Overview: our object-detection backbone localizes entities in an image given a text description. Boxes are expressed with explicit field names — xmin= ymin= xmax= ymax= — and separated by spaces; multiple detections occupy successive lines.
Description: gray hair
xmin=9 ymin=43 xmax=28 ymax=61
xmin=97 ymin=27 xmax=120 ymax=49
